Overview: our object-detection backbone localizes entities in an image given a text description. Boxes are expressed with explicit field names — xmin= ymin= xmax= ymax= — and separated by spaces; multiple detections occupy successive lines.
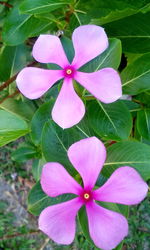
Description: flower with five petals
xmin=16 ymin=25 xmax=122 ymax=128
xmin=39 ymin=137 xmax=148 ymax=250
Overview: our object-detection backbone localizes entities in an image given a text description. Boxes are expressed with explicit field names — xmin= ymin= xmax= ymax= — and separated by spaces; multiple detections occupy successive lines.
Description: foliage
xmin=0 ymin=0 xmax=150 ymax=249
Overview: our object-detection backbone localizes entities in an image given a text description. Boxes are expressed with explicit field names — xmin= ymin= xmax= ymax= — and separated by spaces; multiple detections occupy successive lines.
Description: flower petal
xmin=93 ymin=167 xmax=148 ymax=205
xmin=72 ymin=25 xmax=108 ymax=69
xmin=67 ymin=137 xmax=106 ymax=189
xmin=32 ymin=35 xmax=69 ymax=68
xmin=86 ymin=201 xmax=128 ymax=250
xmin=52 ymin=78 xmax=85 ymax=129
xmin=16 ymin=67 xmax=63 ymax=99
xmin=39 ymin=198 xmax=83 ymax=245
xmin=41 ymin=162 xmax=82 ymax=197
xmin=75 ymin=68 xmax=122 ymax=103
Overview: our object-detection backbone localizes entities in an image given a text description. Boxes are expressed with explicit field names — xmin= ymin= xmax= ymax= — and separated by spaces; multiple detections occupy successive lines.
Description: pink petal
xmin=75 ymin=68 xmax=122 ymax=103
xmin=67 ymin=137 xmax=106 ymax=189
xmin=16 ymin=67 xmax=63 ymax=99
xmin=72 ymin=25 xmax=108 ymax=69
xmin=93 ymin=167 xmax=148 ymax=205
xmin=41 ymin=162 xmax=82 ymax=197
xmin=52 ymin=78 xmax=85 ymax=129
xmin=86 ymin=201 xmax=128 ymax=250
xmin=39 ymin=198 xmax=83 ymax=244
xmin=32 ymin=35 xmax=69 ymax=68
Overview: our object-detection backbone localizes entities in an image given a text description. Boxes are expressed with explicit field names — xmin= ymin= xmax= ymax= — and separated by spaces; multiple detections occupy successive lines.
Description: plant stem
xmin=0 ymin=230 xmax=41 ymax=240
xmin=0 ymin=89 xmax=19 ymax=104
xmin=0 ymin=1 xmax=13 ymax=8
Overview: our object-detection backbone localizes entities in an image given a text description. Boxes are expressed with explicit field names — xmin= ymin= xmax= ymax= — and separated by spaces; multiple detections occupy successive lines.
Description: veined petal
xmin=86 ymin=201 xmax=128 ymax=250
xmin=41 ymin=162 xmax=82 ymax=197
xmin=67 ymin=137 xmax=106 ymax=189
xmin=93 ymin=167 xmax=148 ymax=205
xmin=52 ymin=78 xmax=85 ymax=129
xmin=16 ymin=67 xmax=63 ymax=99
xmin=32 ymin=35 xmax=69 ymax=68
xmin=75 ymin=68 xmax=122 ymax=103
xmin=72 ymin=25 xmax=108 ymax=69
xmin=39 ymin=198 xmax=83 ymax=245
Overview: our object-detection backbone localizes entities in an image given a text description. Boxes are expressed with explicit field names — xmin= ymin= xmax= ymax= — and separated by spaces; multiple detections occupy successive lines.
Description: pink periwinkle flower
xmin=16 ymin=25 xmax=122 ymax=129
xmin=39 ymin=137 xmax=148 ymax=250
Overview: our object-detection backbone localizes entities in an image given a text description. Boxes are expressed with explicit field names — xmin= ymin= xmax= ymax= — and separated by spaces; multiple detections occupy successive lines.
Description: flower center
xmin=63 ymin=66 xmax=75 ymax=78
xmin=84 ymin=193 xmax=90 ymax=200
xmin=66 ymin=69 xmax=72 ymax=75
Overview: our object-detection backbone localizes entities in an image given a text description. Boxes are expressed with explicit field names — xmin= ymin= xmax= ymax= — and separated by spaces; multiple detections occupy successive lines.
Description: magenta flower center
xmin=80 ymin=190 xmax=93 ymax=203
xmin=63 ymin=66 xmax=75 ymax=78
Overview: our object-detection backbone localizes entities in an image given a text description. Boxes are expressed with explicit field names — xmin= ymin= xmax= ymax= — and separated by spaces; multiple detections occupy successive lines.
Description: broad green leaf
xmin=19 ymin=0 xmax=70 ymax=14
xmin=11 ymin=145 xmax=37 ymax=163
xmin=32 ymin=158 xmax=46 ymax=181
xmin=79 ymin=38 xmax=122 ymax=72
xmin=31 ymin=101 xmax=53 ymax=145
xmin=0 ymin=98 xmax=36 ymax=121
xmin=28 ymin=181 xmax=76 ymax=215
xmin=121 ymin=53 xmax=150 ymax=95
xmin=0 ymin=44 xmax=28 ymax=81
xmin=0 ymin=110 xmax=29 ymax=146
xmin=87 ymin=100 xmax=132 ymax=141
xmin=137 ymin=109 xmax=150 ymax=140
xmin=41 ymin=120 xmax=88 ymax=175
xmin=87 ymin=0 xmax=150 ymax=25
xmin=2 ymin=6 xmax=53 ymax=46
xmin=102 ymin=141 xmax=150 ymax=180
xmin=103 ymin=12 xmax=150 ymax=53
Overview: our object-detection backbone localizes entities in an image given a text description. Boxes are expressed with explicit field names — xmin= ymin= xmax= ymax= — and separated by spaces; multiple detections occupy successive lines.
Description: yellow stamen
xmin=66 ymin=69 xmax=72 ymax=75
xmin=84 ymin=193 xmax=90 ymax=199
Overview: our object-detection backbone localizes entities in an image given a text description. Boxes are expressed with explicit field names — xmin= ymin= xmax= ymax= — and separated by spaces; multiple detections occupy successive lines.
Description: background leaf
xmin=87 ymin=100 xmax=132 ymax=141
xmin=0 ymin=110 xmax=29 ymax=146
xmin=102 ymin=141 xmax=150 ymax=180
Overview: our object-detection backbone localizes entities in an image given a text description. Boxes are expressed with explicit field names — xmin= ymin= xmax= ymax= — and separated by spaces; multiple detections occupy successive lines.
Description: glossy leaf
xmin=31 ymin=101 xmax=54 ymax=145
xmin=122 ymin=53 xmax=150 ymax=95
xmin=0 ymin=110 xmax=29 ymax=146
xmin=87 ymin=100 xmax=132 ymax=141
xmin=137 ymin=109 xmax=150 ymax=140
xmin=103 ymin=12 xmax=150 ymax=53
xmin=2 ymin=7 xmax=53 ymax=46
xmin=0 ymin=44 xmax=28 ymax=81
xmin=20 ymin=0 xmax=70 ymax=14
xmin=103 ymin=141 xmax=150 ymax=180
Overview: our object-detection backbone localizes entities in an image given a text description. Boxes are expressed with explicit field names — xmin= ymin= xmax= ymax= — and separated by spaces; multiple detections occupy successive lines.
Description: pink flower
xmin=39 ymin=137 xmax=148 ymax=250
xmin=16 ymin=25 xmax=122 ymax=129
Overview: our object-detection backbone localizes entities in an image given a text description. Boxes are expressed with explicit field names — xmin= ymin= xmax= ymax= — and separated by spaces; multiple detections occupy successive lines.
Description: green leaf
xmin=87 ymin=100 xmax=132 ymax=141
xmin=87 ymin=0 xmax=150 ymax=25
xmin=79 ymin=38 xmax=122 ymax=72
xmin=137 ymin=109 xmax=150 ymax=140
xmin=19 ymin=0 xmax=70 ymax=14
xmin=103 ymin=12 xmax=150 ymax=53
xmin=103 ymin=141 xmax=150 ymax=180
xmin=2 ymin=6 xmax=53 ymax=46
xmin=28 ymin=181 xmax=76 ymax=215
xmin=31 ymin=101 xmax=53 ymax=145
xmin=0 ymin=44 xmax=28 ymax=81
xmin=0 ymin=110 xmax=29 ymax=146
xmin=0 ymin=98 xmax=36 ymax=121
xmin=122 ymin=53 xmax=150 ymax=95
xmin=41 ymin=120 xmax=90 ymax=175
xmin=32 ymin=158 xmax=46 ymax=181
xmin=11 ymin=145 xmax=37 ymax=163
